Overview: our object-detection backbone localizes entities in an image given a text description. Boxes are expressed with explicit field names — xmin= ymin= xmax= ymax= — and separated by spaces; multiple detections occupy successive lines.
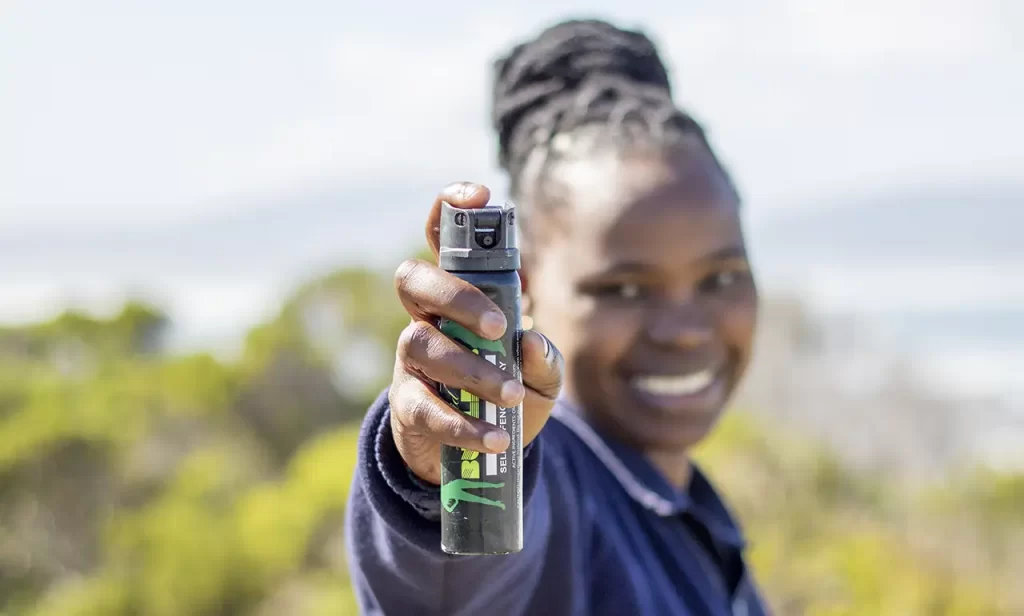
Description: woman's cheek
xmin=718 ymin=295 xmax=758 ymax=366
xmin=579 ymin=303 xmax=646 ymax=356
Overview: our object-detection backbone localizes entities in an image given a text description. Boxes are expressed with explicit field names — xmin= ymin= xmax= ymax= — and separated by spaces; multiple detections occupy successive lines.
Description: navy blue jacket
xmin=345 ymin=390 xmax=771 ymax=615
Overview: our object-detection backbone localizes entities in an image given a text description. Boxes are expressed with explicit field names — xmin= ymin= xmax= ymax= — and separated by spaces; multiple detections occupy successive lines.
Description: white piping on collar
xmin=552 ymin=403 xmax=677 ymax=517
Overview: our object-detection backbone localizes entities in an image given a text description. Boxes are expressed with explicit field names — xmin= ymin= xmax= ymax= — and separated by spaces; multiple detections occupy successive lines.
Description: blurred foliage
xmin=1 ymin=255 xmax=1021 ymax=615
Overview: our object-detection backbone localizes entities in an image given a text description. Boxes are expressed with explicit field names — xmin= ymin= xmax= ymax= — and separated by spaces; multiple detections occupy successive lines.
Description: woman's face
xmin=524 ymin=146 xmax=758 ymax=453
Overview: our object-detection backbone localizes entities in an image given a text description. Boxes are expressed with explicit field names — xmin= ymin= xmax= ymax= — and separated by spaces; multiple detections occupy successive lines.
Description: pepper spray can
xmin=437 ymin=200 xmax=523 ymax=555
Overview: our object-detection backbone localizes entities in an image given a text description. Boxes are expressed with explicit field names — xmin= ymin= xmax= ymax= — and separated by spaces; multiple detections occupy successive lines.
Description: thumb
xmin=425 ymin=182 xmax=492 ymax=260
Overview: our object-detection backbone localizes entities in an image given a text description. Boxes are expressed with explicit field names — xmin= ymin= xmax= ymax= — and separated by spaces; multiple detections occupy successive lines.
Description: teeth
xmin=633 ymin=371 xmax=715 ymax=396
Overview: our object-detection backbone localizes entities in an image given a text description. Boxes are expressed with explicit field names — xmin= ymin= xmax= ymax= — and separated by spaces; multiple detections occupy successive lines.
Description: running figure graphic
xmin=441 ymin=479 xmax=506 ymax=512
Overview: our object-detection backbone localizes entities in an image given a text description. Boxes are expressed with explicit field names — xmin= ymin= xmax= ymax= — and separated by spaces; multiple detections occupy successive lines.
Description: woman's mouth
xmin=628 ymin=368 xmax=726 ymax=415
xmin=632 ymin=371 xmax=715 ymax=396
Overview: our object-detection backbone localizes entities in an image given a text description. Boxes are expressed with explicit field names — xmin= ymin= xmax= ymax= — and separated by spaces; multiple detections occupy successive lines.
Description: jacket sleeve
xmin=344 ymin=389 xmax=563 ymax=616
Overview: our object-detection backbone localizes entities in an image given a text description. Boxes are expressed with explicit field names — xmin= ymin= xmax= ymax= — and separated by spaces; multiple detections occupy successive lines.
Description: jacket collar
xmin=552 ymin=399 xmax=746 ymax=549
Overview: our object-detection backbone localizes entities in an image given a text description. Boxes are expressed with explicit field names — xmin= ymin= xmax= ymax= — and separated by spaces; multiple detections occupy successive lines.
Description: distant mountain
xmin=749 ymin=179 xmax=1023 ymax=266
xmin=0 ymin=180 xmax=440 ymax=277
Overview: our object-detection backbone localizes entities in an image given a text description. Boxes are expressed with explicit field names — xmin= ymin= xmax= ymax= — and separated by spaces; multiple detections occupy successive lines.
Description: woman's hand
xmin=387 ymin=182 xmax=563 ymax=484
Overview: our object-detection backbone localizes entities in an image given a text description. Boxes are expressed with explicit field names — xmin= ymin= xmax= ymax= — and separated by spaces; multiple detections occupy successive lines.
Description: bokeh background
xmin=1 ymin=1 xmax=1022 ymax=614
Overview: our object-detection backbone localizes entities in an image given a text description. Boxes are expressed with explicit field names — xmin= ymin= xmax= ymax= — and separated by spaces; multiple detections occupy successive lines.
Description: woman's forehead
xmin=552 ymin=147 xmax=734 ymax=213
xmin=544 ymin=151 xmax=741 ymax=257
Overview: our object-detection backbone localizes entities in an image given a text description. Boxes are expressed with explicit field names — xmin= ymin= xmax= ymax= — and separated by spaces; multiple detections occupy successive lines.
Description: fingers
xmin=521 ymin=330 xmax=563 ymax=400
xmin=393 ymin=321 xmax=564 ymax=452
xmin=519 ymin=330 xmax=563 ymax=444
xmin=394 ymin=258 xmax=506 ymax=339
xmin=394 ymin=179 xmax=565 ymax=475
xmin=424 ymin=182 xmax=491 ymax=259
xmin=521 ymin=387 xmax=553 ymax=446
xmin=391 ymin=375 xmax=511 ymax=454
xmin=396 ymin=320 xmax=526 ymax=408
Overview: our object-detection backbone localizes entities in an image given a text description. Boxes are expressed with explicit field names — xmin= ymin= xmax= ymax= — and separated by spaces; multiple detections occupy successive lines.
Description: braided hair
xmin=491 ymin=19 xmax=732 ymax=230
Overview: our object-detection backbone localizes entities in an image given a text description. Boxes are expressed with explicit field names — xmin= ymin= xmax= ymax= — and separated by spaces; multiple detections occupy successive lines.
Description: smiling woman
xmin=528 ymin=148 xmax=756 ymax=462
xmin=344 ymin=18 xmax=768 ymax=616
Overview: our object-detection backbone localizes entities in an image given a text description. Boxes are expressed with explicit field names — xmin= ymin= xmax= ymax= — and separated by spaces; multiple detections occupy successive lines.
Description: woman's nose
xmin=645 ymin=303 xmax=714 ymax=349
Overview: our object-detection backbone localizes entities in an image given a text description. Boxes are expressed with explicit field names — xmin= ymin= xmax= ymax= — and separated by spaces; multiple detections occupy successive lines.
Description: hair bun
xmin=492 ymin=19 xmax=672 ymax=171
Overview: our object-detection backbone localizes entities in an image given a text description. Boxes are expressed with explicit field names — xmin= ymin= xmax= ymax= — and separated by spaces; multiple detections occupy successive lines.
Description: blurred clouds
xmin=756 ymin=0 xmax=1014 ymax=66
xmin=1 ymin=0 xmax=1021 ymax=230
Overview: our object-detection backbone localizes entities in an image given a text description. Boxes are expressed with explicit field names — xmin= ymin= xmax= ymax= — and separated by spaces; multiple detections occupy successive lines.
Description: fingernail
xmin=461 ymin=183 xmax=479 ymax=200
xmin=480 ymin=311 xmax=506 ymax=339
xmin=501 ymin=379 xmax=525 ymax=405
xmin=483 ymin=429 xmax=510 ymax=453
xmin=538 ymin=332 xmax=552 ymax=358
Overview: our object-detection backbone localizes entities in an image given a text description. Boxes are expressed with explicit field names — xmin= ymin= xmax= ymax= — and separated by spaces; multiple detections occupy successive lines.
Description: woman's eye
xmin=701 ymin=270 xmax=744 ymax=293
xmin=590 ymin=282 xmax=644 ymax=300
xmin=617 ymin=283 xmax=641 ymax=299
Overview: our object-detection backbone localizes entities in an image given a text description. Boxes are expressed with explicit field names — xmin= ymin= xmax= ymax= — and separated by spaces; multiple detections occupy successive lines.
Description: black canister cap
xmin=439 ymin=201 xmax=520 ymax=272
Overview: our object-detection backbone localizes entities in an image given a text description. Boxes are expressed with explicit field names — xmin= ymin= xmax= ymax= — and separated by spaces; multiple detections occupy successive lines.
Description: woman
xmin=346 ymin=18 xmax=768 ymax=616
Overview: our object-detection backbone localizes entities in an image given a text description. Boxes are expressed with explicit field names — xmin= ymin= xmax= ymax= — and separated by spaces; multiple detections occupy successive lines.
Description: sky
xmin=1 ymin=0 xmax=1023 ymax=400
xmin=1 ymin=0 xmax=1020 ymax=231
